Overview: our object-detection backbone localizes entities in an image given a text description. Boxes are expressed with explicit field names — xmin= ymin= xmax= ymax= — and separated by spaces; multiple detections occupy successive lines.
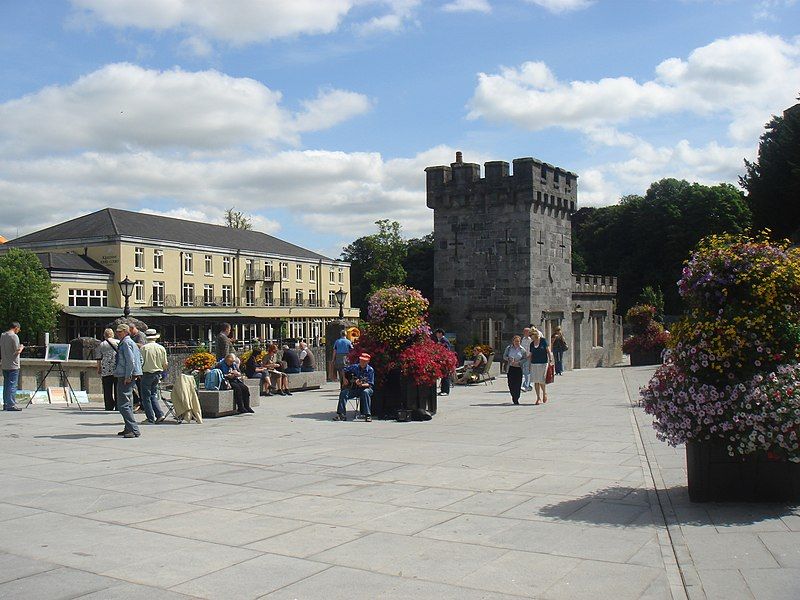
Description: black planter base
xmin=687 ymin=441 xmax=800 ymax=502
xmin=629 ymin=350 xmax=662 ymax=366
xmin=373 ymin=370 xmax=437 ymax=420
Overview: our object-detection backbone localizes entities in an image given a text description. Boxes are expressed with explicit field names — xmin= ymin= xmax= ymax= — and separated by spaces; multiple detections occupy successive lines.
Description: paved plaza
xmin=0 ymin=367 xmax=798 ymax=599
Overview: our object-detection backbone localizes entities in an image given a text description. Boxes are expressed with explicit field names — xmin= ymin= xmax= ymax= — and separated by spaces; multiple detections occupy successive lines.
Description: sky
xmin=1 ymin=0 xmax=799 ymax=258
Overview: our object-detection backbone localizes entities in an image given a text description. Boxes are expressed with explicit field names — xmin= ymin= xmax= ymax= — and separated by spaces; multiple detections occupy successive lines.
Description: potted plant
xmin=184 ymin=349 xmax=217 ymax=386
xmin=640 ymin=233 xmax=800 ymax=501
xmin=349 ymin=286 xmax=457 ymax=419
xmin=622 ymin=304 xmax=669 ymax=366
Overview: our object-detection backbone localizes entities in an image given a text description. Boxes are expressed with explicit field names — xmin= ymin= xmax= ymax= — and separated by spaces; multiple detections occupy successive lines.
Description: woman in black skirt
xmin=502 ymin=335 xmax=529 ymax=405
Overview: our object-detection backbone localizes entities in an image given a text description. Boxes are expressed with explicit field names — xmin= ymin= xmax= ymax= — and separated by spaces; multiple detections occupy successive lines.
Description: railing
xmin=573 ymin=274 xmax=618 ymax=294
xmin=146 ymin=296 xmax=342 ymax=309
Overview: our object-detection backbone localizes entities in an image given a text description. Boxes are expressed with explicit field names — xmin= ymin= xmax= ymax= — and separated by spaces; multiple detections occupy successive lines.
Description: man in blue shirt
xmin=332 ymin=329 xmax=353 ymax=388
xmin=334 ymin=353 xmax=374 ymax=422
xmin=217 ymin=354 xmax=254 ymax=414
xmin=114 ymin=323 xmax=143 ymax=438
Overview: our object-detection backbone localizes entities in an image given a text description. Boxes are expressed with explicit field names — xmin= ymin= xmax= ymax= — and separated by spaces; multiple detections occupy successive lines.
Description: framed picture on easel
xmin=45 ymin=343 xmax=70 ymax=362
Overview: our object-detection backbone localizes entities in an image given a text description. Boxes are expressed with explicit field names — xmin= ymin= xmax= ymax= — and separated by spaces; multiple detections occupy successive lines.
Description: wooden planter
xmin=373 ymin=369 xmax=437 ymax=420
xmin=629 ymin=350 xmax=663 ymax=366
xmin=686 ymin=440 xmax=800 ymax=502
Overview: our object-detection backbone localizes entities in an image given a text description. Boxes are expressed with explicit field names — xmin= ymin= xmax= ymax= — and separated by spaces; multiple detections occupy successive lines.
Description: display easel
xmin=25 ymin=362 xmax=82 ymax=410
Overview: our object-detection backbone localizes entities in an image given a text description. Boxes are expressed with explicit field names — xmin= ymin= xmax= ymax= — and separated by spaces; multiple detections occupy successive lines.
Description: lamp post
xmin=119 ymin=275 xmax=135 ymax=317
xmin=334 ymin=287 xmax=347 ymax=320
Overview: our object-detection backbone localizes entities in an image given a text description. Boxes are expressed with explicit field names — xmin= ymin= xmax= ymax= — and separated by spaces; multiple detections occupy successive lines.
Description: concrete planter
xmin=686 ymin=440 xmax=800 ymax=502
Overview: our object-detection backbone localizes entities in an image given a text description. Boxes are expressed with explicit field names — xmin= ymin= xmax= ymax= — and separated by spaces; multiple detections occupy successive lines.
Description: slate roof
xmin=11 ymin=208 xmax=331 ymax=261
xmin=36 ymin=252 xmax=112 ymax=274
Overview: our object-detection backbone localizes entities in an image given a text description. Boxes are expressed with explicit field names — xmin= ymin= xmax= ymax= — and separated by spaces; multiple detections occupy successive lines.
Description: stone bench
xmin=286 ymin=371 xmax=326 ymax=391
xmin=197 ymin=389 xmax=235 ymax=418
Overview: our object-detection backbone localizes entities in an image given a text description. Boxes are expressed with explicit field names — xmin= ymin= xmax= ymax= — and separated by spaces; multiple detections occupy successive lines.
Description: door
xmin=572 ymin=316 xmax=582 ymax=369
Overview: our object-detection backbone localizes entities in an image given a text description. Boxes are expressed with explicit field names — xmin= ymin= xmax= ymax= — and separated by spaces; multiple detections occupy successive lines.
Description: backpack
xmin=204 ymin=368 xmax=224 ymax=391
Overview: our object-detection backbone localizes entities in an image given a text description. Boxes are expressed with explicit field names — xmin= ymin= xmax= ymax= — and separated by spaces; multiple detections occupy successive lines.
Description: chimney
xmin=455 ymin=151 xmax=463 ymax=164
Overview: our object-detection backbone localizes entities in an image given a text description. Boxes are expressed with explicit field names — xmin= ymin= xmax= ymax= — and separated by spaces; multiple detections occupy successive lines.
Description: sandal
xmin=543 ymin=395 xmax=548 ymax=403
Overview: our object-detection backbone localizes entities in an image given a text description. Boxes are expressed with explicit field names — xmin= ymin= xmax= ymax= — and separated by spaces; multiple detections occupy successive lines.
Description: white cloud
xmin=442 ymin=0 xmax=492 ymax=13
xmin=523 ymin=0 xmax=593 ymax=13
xmin=140 ymin=206 xmax=282 ymax=234
xmin=355 ymin=0 xmax=421 ymax=35
xmin=0 ymin=63 xmax=371 ymax=155
xmin=469 ymin=34 xmax=800 ymax=143
xmin=177 ymin=35 xmax=213 ymax=57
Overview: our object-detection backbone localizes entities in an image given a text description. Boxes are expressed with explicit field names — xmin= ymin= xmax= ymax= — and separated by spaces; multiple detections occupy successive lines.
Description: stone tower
xmin=425 ymin=152 xmax=578 ymax=356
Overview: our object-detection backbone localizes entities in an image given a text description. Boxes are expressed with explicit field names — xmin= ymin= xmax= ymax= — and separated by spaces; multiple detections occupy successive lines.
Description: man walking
xmin=1 ymin=322 xmax=24 ymax=411
xmin=114 ymin=323 xmax=142 ymax=438
xmin=140 ymin=328 xmax=167 ymax=424
xmin=215 ymin=323 xmax=232 ymax=361
xmin=434 ymin=328 xmax=452 ymax=396
xmin=331 ymin=330 xmax=353 ymax=388
xmin=521 ymin=327 xmax=533 ymax=392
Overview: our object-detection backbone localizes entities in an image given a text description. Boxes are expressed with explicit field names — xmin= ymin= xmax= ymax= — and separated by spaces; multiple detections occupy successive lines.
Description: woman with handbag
xmin=529 ymin=329 xmax=554 ymax=405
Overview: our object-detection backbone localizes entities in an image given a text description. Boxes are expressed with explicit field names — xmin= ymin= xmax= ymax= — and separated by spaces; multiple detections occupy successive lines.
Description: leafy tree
xmin=0 ymin=248 xmax=59 ymax=342
xmin=341 ymin=220 xmax=407 ymax=315
xmin=224 ymin=207 xmax=253 ymax=230
xmin=573 ymin=179 xmax=751 ymax=314
xmin=403 ymin=233 xmax=434 ymax=303
xmin=741 ymin=100 xmax=800 ymax=241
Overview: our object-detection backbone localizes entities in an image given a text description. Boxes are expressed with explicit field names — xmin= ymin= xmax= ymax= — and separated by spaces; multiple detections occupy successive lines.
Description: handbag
xmin=545 ymin=363 xmax=555 ymax=384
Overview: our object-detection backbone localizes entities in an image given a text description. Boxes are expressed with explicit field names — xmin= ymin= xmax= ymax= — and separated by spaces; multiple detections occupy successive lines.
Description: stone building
xmin=426 ymin=153 xmax=621 ymax=369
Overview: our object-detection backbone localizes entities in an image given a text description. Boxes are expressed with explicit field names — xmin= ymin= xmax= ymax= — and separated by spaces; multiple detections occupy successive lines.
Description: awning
xmin=62 ymin=307 xmax=165 ymax=318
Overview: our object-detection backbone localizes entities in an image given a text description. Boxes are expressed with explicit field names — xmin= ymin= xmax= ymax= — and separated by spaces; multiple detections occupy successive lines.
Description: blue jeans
xmin=3 ymin=369 xmax=19 ymax=409
xmin=337 ymin=386 xmax=373 ymax=416
xmin=140 ymin=373 xmax=164 ymax=422
xmin=116 ymin=378 xmax=141 ymax=435
xmin=554 ymin=351 xmax=564 ymax=375
xmin=521 ymin=358 xmax=531 ymax=389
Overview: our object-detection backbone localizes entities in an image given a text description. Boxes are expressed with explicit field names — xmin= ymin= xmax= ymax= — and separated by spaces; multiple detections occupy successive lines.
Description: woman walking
xmin=551 ymin=326 xmax=567 ymax=376
xmin=503 ymin=335 xmax=528 ymax=405
xmin=529 ymin=329 xmax=554 ymax=404
xmin=95 ymin=328 xmax=118 ymax=411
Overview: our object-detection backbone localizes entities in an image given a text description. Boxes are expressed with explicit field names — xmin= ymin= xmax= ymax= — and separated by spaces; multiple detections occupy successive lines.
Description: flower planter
xmin=629 ymin=350 xmax=662 ymax=366
xmin=373 ymin=369 xmax=437 ymax=420
xmin=686 ymin=441 xmax=800 ymax=502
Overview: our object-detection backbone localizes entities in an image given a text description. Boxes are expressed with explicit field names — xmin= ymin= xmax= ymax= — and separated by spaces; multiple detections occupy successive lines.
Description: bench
xmin=286 ymin=371 xmax=326 ymax=391
xmin=197 ymin=389 xmax=235 ymax=418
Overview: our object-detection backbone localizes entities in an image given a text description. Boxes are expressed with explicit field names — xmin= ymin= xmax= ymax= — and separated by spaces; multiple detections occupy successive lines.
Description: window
xmin=338 ymin=267 xmax=344 ymax=283
xmin=295 ymin=289 xmax=304 ymax=305
xmin=329 ymin=267 xmax=335 ymax=283
xmin=245 ymin=285 xmax=255 ymax=307
xmin=204 ymin=284 xmax=214 ymax=306
xmin=134 ymin=279 xmax=144 ymax=303
xmin=153 ymin=249 xmax=164 ymax=272
xmin=182 ymin=283 xmax=194 ymax=306
xmin=296 ymin=264 xmax=303 ymax=281
xmin=183 ymin=252 xmax=193 ymax=274
xmin=264 ymin=287 xmax=274 ymax=306
xmin=309 ymin=265 xmax=316 ymax=283
xmin=134 ymin=247 xmax=144 ymax=270
xmin=280 ymin=262 xmax=288 ymax=281
xmin=280 ymin=288 xmax=290 ymax=306
xmin=204 ymin=254 xmax=213 ymax=275
xmin=244 ymin=258 xmax=253 ymax=279
xmin=309 ymin=289 xmax=317 ymax=306
xmin=221 ymin=285 xmax=232 ymax=307
xmin=329 ymin=290 xmax=336 ymax=306
xmin=264 ymin=261 xmax=273 ymax=280
xmin=152 ymin=281 xmax=165 ymax=306
xmin=592 ymin=313 xmax=605 ymax=347
xmin=68 ymin=289 xmax=107 ymax=307
xmin=222 ymin=256 xmax=231 ymax=276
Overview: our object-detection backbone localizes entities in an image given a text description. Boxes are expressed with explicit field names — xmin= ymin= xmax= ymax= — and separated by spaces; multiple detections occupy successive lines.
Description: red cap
xmin=359 ymin=353 xmax=371 ymax=361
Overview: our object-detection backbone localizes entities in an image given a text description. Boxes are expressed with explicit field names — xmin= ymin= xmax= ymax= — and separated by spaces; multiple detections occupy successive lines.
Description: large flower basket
xmin=687 ymin=441 xmax=800 ymax=502
xmin=373 ymin=369 xmax=437 ymax=419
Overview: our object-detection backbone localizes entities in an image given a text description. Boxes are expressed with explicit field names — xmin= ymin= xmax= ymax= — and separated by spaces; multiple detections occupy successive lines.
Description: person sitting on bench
xmin=217 ymin=354 xmax=254 ymax=414
xmin=456 ymin=350 xmax=488 ymax=384
xmin=333 ymin=353 xmax=374 ymax=422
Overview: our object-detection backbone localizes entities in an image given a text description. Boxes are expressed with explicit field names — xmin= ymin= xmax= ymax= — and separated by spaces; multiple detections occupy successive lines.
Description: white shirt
xmin=521 ymin=336 xmax=532 ymax=353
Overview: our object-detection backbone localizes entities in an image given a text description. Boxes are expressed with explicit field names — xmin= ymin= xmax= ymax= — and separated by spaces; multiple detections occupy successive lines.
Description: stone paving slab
xmin=0 ymin=367 xmax=793 ymax=598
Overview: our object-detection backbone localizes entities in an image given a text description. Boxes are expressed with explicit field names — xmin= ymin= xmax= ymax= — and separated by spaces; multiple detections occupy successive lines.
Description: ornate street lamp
xmin=119 ymin=275 xmax=135 ymax=317
xmin=334 ymin=287 xmax=347 ymax=319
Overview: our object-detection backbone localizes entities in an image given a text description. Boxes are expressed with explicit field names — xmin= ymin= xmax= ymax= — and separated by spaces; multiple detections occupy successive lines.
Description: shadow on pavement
xmin=35 ymin=433 xmax=114 ymax=440
xmin=470 ymin=402 xmax=541 ymax=407
xmin=536 ymin=485 xmax=799 ymax=527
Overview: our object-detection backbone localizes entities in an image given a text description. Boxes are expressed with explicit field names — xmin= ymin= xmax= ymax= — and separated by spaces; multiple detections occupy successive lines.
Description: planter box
xmin=687 ymin=441 xmax=800 ymax=502
xmin=629 ymin=350 xmax=662 ymax=366
xmin=374 ymin=370 xmax=437 ymax=420
xmin=197 ymin=389 xmax=235 ymax=418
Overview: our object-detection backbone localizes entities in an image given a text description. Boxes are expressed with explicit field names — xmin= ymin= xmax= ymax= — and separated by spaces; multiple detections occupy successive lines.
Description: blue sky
xmin=1 ymin=0 xmax=798 ymax=258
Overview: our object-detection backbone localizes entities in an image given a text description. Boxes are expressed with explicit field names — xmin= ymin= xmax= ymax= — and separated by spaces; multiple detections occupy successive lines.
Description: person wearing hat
xmin=334 ymin=353 xmax=374 ymax=422
xmin=114 ymin=323 xmax=143 ymax=438
xmin=139 ymin=328 xmax=168 ymax=424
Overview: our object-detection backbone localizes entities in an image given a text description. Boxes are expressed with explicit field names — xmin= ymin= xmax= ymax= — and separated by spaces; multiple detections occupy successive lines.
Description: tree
xmin=0 ymin=248 xmax=59 ymax=342
xmin=403 ymin=233 xmax=434 ymax=303
xmin=573 ymin=179 xmax=751 ymax=314
xmin=224 ymin=207 xmax=253 ymax=230
xmin=741 ymin=100 xmax=800 ymax=241
xmin=341 ymin=220 xmax=408 ymax=315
